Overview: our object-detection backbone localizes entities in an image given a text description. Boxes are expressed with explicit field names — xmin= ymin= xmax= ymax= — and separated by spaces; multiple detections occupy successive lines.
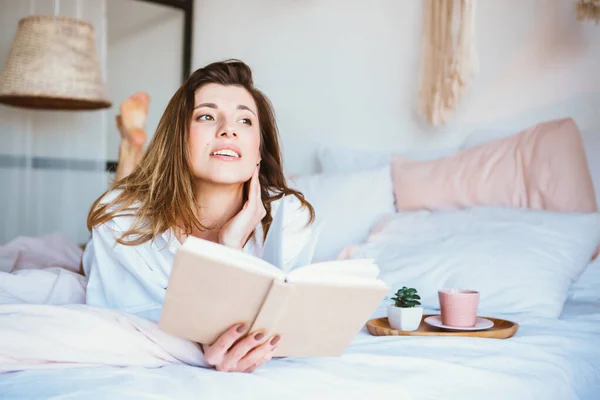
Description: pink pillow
xmin=391 ymin=118 xmax=597 ymax=214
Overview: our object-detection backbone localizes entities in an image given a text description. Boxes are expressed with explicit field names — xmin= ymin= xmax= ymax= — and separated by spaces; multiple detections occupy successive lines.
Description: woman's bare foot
xmin=117 ymin=92 xmax=150 ymax=150
xmin=115 ymin=92 xmax=151 ymax=180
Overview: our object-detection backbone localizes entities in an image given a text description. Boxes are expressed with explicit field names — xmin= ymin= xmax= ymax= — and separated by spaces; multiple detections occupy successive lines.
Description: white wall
xmin=0 ymin=0 xmax=108 ymax=244
xmin=106 ymin=0 xmax=184 ymax=161
xmin=192 ymin=0 xmax=600 ymax=174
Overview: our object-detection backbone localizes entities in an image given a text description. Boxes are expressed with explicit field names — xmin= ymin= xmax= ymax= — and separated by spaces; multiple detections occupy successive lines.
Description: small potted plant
xmin=387 ymin=286 xmax=423 ymax=331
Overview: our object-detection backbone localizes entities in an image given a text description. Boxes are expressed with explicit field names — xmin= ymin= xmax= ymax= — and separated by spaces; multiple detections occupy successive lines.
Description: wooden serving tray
xmin=366 ymin=315 xmax=519 ymax=339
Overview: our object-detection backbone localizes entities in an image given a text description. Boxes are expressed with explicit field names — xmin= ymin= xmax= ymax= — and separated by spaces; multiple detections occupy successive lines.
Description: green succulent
xmin=391 ymin=286 xmax=421 ymax=308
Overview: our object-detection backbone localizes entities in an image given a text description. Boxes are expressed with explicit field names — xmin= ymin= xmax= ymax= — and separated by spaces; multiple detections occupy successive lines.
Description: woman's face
xmin=188 ymin=83 xmax=261 ymax=185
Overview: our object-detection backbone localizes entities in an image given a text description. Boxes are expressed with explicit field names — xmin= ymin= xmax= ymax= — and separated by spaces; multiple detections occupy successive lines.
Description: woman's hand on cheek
xmin=202 ymin=323 xmax=281 ymax=373
xmin=219 ymin=165 xmax=266 ymax=250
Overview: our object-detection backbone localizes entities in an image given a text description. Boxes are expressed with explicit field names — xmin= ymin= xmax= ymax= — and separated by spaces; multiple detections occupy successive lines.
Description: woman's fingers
xmin=243 ymin=165 xmax=264 ymax=222
xmin=237 ymin=335 xmax=280 ymax=372
xmin=203 ymin=323 xmax=247 ymax=367
xmin=247 ymin=165 xmax=259 ymax=207
xmin=252 ymin=165 xmax=266 ymax=219
xmin=217 ymin=331 xmax=270 ymax=372
xmin=204 ymin=326 xmax=281 ymax=372
xmin=254 ymin=164 xmax=261 ymax=199
xmin=217 ymin=164 xmax=264 ymax=249
xmin=241 ymin=168 xmax=257 ymax=212
xmin=242 ymin=353 xmax=273 ymax=373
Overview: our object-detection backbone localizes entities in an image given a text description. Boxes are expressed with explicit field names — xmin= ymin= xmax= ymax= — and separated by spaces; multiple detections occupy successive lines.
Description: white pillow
xmin=570 ymin=257 xmax=600 ymax=301
xmin=289 ymin=166 xmax=396 ymax=262
xmin=317 ymin=145 xmax=457 ymax=174
xmin=347 ymin=207 xmax=600 ymax=318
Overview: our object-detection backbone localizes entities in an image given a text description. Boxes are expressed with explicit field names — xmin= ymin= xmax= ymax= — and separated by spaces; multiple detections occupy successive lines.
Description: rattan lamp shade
xmin=577 ymin=0 xmax=600 ymax=23
xmin=0 ymin=15 xmax=111 ymax=111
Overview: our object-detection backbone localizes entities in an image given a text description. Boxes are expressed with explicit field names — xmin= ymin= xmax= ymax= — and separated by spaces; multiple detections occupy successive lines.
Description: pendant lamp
xmin=0 ymin=9 xmax=111 ymax=111
xmin=577 ymin=0 xmax=600 ymax=24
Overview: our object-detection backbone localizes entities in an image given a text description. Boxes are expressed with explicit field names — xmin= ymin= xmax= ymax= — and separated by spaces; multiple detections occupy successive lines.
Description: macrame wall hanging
xmin=417 ymin=0 xmax=478 ymax=127
xmin=577 ymin=0 xmax=600 ymax=23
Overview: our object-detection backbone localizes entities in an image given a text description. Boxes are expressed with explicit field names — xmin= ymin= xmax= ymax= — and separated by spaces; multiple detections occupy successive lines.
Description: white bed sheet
xmin=2 ymin=234 xmax=600 ymax=400
xmin=1 ymin=295 xmax=599 ymax=400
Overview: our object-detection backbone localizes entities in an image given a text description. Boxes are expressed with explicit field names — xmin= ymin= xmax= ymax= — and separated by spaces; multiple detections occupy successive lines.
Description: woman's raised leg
xmin=115 ymin=92 xmax=150 ymax=181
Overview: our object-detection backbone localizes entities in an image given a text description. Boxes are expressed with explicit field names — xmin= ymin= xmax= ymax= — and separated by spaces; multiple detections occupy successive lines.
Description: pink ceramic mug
xmin=438 ymin=289 xmax=480 ymax=327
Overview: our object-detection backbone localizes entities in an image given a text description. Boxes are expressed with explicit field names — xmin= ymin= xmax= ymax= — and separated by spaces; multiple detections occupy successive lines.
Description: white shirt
xmin=82 ymin=190 xmax=312 ymax=322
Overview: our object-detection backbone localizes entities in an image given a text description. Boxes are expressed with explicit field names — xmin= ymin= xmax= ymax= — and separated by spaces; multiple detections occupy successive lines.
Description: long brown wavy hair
xmin=87 ymin=59 xmax=314 ymax=246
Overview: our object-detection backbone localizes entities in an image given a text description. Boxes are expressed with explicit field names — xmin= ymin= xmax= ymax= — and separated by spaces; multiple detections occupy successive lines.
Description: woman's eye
xmin=239 ymin=118 xmax=252 ymax=125
xmin=196 ymin=114 xmax=214 ymax=121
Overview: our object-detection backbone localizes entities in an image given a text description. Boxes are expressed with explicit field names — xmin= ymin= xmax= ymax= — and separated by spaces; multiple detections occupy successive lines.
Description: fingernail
xmin=270 ymin=335 xmax=280 ymax=346
xmin=254 ymin=332 xmax=265 ymax=341
xmin=236 ymin=324 xmax=246 ymax=333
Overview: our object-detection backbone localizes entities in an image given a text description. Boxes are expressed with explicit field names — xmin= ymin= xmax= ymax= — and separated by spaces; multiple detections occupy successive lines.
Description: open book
xmin=158 ymin=200 xmax=389 ymax=357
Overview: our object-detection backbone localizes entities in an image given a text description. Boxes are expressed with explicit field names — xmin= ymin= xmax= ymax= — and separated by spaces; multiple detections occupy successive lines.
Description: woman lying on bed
xmin=82 ymin=59 xmax=315 ymax=373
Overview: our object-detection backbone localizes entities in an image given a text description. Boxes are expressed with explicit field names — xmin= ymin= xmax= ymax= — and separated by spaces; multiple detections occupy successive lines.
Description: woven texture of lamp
xmin=0 ymin=15 xmax=111 ymax=111
xmin=577 ymin=0 xmax=600 ymax=23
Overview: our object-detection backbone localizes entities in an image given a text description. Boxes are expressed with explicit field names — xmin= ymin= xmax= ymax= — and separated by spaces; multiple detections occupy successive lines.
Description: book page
xmin=182 ymin=236 xmax=284 ymax=279
xmin=270 ymin=282 xmax=389 ymax=357
xmin=286 ymin=259 xmax=385 ymax=287
xmin=287 ymin=273 xmax=388 ymax=287
xmin=159 ymin=249 xmax=282 ymax=345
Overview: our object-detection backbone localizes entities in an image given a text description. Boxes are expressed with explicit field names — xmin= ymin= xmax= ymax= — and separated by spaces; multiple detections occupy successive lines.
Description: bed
xmin=1 ymin=118 xmax=600 ymax=399
xmin=1 ymin=269 xmax=599 ymax=400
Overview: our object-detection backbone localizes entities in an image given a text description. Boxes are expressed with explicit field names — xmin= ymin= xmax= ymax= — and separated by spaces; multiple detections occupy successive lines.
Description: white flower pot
xmin=387 ymin=305 xmax=423 ymax=331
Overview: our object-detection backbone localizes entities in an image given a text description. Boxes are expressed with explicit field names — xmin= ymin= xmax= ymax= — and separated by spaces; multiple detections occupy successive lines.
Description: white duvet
xmin=1 ymin=233 xmax=600 ymax=400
